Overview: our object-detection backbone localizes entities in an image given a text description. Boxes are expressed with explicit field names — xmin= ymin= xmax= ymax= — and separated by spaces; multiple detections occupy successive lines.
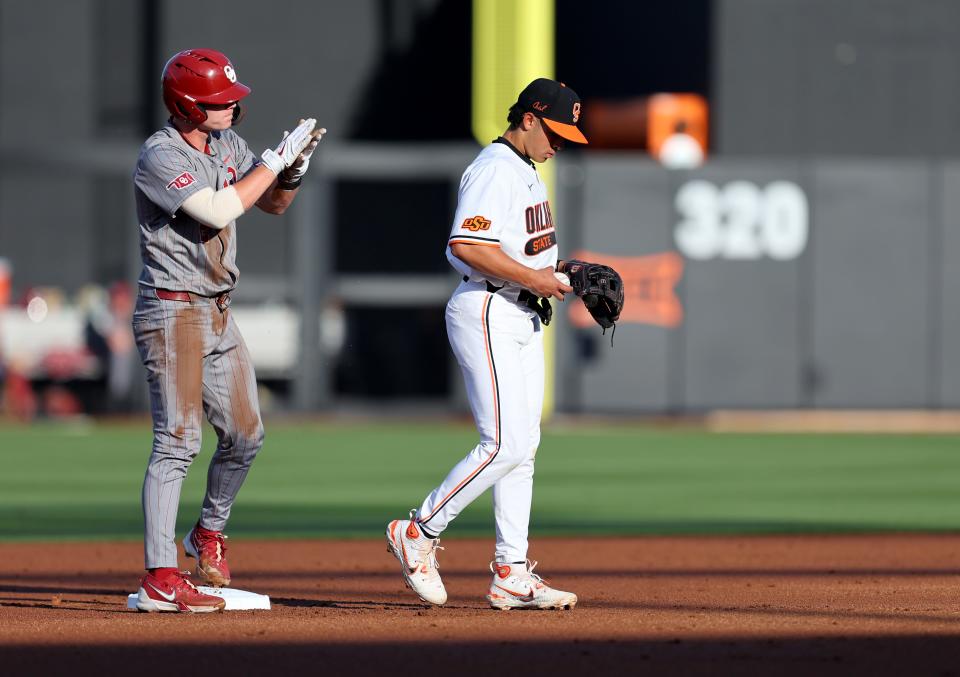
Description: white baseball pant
xmin=416 ymin=280 xmax=544 ymax=563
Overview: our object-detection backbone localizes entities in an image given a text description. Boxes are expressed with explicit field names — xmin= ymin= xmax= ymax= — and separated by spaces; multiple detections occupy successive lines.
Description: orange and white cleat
xmin=385 ymin=510 xmax=447 ymax=605
xmin=486 ymin=560 xmax=577 ymax=610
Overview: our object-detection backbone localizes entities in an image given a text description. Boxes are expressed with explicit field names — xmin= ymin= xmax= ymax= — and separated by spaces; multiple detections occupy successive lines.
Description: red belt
xmin=152 ymin=288 xmax=231 ymax=311
xmin=154 ymin=289 xmax=193 ymax=302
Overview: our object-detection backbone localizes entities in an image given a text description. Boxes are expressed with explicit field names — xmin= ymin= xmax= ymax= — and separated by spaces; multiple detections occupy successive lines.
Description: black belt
xmin=463 ymin=275 xmax=525 ymax=298
xmin=463 ymin=276 xmax=550 ymax=325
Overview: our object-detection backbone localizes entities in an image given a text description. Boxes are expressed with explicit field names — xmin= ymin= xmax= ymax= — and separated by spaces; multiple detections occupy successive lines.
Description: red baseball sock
xmin=148 ymin=567 xmax=180 ymax=583
xmin=194 ymin=522 xmax=219 ymax=538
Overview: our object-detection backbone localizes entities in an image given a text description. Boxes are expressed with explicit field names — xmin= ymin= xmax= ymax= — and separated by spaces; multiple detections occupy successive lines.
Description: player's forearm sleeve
xmin=179 ymin=186 xmax=245 ymax=230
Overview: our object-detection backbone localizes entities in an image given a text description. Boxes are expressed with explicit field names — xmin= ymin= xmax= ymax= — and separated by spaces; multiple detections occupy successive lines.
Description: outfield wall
xmin=2 ymin=147 xmax=957 ymax=414
xmin=555 ymin=156 xmax=960 ymax=413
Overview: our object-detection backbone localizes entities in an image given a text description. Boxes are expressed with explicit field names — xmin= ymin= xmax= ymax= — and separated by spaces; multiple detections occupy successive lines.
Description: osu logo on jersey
xmin=461 ymin=215 xmax=492 ymax=232
xmin=166 ymin=171 xmax=196 ymax=190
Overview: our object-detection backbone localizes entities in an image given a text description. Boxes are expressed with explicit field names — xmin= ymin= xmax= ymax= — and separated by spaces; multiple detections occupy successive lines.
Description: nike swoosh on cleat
xmin=493 ymin=584 xmax=536 ymax=602
xmin=146 ymin=582 xmax=177 ymax=602
xmin=401 ymin=542 xmax=416 ymax=572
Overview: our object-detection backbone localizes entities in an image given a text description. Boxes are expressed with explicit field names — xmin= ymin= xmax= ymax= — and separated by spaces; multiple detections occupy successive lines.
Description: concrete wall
xmin=555 ymin=155 xmax=955 ymax=412
xmin=0 ymin=0 xmax=407 ymax=293
xmin=715 ymin=0 xmax=960 ymax=156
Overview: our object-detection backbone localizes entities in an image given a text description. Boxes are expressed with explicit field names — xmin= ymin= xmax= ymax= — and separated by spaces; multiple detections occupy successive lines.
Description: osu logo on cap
xmin=166 ymin=171 xmax=196 ymax=190
xmin=461 ymin=215 xmax=491 ymax=232
xmin=572 ymin=102 xmax=581 ymax=123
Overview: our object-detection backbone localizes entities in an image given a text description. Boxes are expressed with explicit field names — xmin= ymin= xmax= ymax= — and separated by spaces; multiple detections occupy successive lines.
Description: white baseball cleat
xmin=486 ymin=560 xmax=577 ymax=610
xmin=385 ymin=511 xmax=447 ymax=605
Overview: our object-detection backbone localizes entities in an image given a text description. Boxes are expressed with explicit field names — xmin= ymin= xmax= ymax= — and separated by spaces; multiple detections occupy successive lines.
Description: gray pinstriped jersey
xmin=133 ymin=122 xmax=257 ymax=296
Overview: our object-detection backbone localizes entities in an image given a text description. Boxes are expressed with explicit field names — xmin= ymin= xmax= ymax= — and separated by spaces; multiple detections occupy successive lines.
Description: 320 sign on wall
xmin=674 ymin=180 xmax=809 ymax=260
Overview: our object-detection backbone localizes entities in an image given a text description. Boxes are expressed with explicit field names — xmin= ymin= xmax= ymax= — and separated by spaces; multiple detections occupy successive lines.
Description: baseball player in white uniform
xmin=387 ymin=79 xmax=588 ymax=610
xmin=133 ymin=49 xmax=323 ymax=612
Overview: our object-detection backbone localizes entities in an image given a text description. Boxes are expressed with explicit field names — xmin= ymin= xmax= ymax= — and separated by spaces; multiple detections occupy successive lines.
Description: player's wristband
xmin=277 ymin=174 xmax=302 ymax=191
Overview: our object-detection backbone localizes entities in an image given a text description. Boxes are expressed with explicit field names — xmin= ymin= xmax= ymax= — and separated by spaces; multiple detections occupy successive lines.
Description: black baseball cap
xmin=516 ymin=78 xmax=588 ymax=144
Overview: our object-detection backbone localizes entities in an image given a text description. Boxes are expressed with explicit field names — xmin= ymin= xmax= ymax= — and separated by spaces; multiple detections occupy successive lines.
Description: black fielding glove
xmin=562 ymin=259 xmax=624 ymax=331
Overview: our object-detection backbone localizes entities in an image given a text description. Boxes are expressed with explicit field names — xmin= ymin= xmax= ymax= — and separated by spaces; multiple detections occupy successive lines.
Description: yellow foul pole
xmin=472 ymin=0 xmax=559 ymax=419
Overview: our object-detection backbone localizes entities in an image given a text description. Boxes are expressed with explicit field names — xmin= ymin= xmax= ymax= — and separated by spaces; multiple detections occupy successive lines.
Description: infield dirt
xmin=2 ymin=534 xmax=960 ymax=675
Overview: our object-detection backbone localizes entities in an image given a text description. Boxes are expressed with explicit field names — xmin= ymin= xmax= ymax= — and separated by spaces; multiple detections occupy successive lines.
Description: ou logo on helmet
xmin=223 ymin=65 xmax=237 ymax=83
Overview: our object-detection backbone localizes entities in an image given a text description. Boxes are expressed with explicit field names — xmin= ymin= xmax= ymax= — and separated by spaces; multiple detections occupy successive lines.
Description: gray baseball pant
xmin=133 ymin=293 xmax=264 ymax=569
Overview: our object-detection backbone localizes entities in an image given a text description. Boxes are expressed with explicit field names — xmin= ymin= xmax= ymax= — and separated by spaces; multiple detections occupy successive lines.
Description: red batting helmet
xmin=161 ymin=49 xmax=251 ymax=125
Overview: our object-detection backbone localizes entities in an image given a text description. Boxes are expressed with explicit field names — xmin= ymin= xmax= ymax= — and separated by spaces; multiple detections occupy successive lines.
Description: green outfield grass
xmin=0 ymin=419 xmax=959 ymax=541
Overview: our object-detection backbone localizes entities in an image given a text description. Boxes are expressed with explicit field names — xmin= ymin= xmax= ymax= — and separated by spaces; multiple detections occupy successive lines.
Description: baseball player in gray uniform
xmin=133 ymin=49 xmax=323 ymax=613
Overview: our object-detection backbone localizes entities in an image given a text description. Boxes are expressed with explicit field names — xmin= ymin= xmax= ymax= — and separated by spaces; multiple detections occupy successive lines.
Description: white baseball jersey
xmin=446 ymin=141 xmax=558 ymax=299
xmin=415 ymin=138 xmax=559 ymax=563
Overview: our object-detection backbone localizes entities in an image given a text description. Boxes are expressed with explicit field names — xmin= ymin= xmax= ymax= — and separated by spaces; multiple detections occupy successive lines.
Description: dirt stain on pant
xmin=211 ymin=304 xmax=227 ymax=337
xmin=172 ymin=306 xmax=203 ymax=435
xmin=227 ymin=333 xmax=262 ymax=442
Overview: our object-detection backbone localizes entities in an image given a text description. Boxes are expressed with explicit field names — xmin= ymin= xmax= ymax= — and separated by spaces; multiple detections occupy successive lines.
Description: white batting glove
xmin=280 ymin=126 xmax=326 ymax=184
xmin=260 ymin=118 xmax=317 ymax=175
